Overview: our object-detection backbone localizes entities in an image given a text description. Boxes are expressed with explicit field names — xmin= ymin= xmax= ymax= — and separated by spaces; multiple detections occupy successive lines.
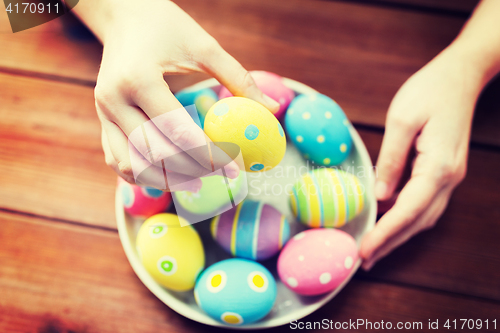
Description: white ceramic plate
xmin=116 ymin=77 xmax=377 ymax=329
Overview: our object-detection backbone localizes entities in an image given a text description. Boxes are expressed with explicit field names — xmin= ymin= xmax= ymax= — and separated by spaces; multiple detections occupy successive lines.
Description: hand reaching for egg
xmin=74 ymin=0 xmax=279 ymax=191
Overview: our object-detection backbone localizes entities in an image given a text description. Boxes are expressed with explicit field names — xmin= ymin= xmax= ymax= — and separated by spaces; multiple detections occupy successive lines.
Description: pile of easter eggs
xmin=121 ymin=71 xmax=368 ymax=327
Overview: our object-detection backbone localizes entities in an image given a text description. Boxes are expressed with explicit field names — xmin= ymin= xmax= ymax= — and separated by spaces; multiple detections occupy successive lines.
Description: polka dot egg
xmin=277 ymin=228 xmax=358 ymax=296
xmin=174 ymin=173 xmax=244 ymax=215
xmin=118 ymin=177 xmax=172 ymax=218
xmin=218 ymin=71 xmax=295 ymax=119
xmin=290 ymin=168 xmax=365 ymax=228
xmin=136 ymin=213 xmax=205 ymax=291
xmin=204 ymin=97 xmax=286 ymax=172
xmin=175 ymin=87 xmax=218 ymax=129
xmin=285 ymin=93 xmax=352 ymax=166
xmin=195 ymin=258 xmax=277 ymax=325
xmin=211 ymin=200 xmax=290 ymax=261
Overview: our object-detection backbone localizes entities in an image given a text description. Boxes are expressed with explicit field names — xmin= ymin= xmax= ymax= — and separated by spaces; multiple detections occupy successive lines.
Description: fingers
xmin=100 ymin=119 xmax=202 ymax=192
xmin=129 ymin=74 xmax=240 ymax=178
xmin=97 ymin=89 xmax=218 ymax=179
xmin=360 ymin=171 xmax=443 ymax=264
xmin=202 ymin=45 xmax=280 ymax=114
xmin=375 ymin=116 xmax=421 ymax=201
xmin=102 ymin=128 xmax=134 ymax=184
xmin=361 ymin=189 xmax=449 ymax=270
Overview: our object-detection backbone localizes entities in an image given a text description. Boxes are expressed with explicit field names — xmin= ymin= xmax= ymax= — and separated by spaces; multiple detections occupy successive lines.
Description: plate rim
xmin=115 ymin=76 xmax=377 ymax=329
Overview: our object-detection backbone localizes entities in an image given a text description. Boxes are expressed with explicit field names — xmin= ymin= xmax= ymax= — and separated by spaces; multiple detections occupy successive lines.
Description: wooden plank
xmin=351 ymin=0 xmax=479 ymax=13
xmin=178 ymin=0 xmax=465 ymax=125
xmin=0 ymin=12 xmax=101 ymax=84
xmin=0 ymin=73 xmax=117 ymax=228
xmin=1 ymin=0 xmax=498 ymax=147
xmin=472 ymin=77 xmax=500 ymax=149
xmin=176 ymin=0 xmax=499 ymax=146
xmin=1 ymin=211 xmax=500 ymax=333
xmin=1 ymin=71 xmax=500 ymax=300
xmin=0 ymin=9 xmax=217 ymax=91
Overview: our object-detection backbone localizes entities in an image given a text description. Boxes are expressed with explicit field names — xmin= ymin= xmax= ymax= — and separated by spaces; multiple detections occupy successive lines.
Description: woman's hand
xmin=359 ymin=0 xmax=500 ymax=270
xmin=359 ymin=45 xmax=484 ymax=270
xmin=75 ymin=0 xmax=279 ymax=191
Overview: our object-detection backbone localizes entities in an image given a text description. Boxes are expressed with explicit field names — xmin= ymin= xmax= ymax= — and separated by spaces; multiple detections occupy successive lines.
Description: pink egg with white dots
xmin=118 ymin=177 xmax=172 ymax=218
xmin=218 ymin=71 xmax=295 ymax=120
xmin=277 ymin=228 xmax=358 ymax=296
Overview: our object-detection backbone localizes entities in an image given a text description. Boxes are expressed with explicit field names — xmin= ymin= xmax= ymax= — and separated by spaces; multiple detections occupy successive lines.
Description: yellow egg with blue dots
xmin=204 ymin=97 xmax=286 ymax=172
xmin=136 ymin=213 xmax=205 ymax=291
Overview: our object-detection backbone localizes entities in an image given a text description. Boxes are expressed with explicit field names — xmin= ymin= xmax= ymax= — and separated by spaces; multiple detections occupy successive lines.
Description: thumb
xmin=203 ymin=42 xmax=280 ymax=113
xmin=375 ymin=116 xmax=419 ymax=201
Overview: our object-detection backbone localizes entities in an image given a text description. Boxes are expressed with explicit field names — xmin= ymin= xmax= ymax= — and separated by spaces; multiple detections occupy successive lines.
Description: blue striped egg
xmin=211 ymin=200 xmax=290 ymax=261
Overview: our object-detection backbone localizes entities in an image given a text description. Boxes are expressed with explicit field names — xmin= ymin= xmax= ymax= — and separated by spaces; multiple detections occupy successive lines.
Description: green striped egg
xmin=290 ymin=169 xmax=365 ymax=228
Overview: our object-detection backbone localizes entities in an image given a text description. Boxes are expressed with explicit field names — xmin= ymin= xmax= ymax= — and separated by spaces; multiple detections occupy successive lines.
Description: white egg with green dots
xmin=194 ymin=258 xmax=277 ymax=325
xmin=285 ymin=93 xmax=352 ymax=166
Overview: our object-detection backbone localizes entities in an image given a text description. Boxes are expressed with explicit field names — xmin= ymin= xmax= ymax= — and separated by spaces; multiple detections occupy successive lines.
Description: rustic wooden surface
xmin=1 ymin=0 xmax=499 ymax=147
xmin=1 ymin=0 xmax=500 ymax=332
xmin=356 ymin=0 xmax=479 ymax=13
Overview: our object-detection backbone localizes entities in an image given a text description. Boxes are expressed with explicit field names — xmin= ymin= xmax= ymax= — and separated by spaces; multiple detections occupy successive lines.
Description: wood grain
xmin=2 ymin=1 xmax=500 ymax=330
xmin=1 ymin=211 xmax=500 ymax=333
xmin=0 ymin=73 xmax=117 ymax=228
xmin=0 ymin=12 xmax=101 ymax=84
xmin=350 ymin=0 xmax=479 ymax=13
xmin=0 ymin=0 xmax=498 ymax=146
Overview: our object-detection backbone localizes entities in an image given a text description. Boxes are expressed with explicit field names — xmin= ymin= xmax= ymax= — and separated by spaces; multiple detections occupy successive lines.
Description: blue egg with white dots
xmin=285 ymin=93 xmax=352 ymax=165
xmin=175 ymin=88 xmax=218 ymax=129
xmin=194 ymin=258 xmax=277 ymax=326
xmin=278 ymin=122 xmax=284 ymax=137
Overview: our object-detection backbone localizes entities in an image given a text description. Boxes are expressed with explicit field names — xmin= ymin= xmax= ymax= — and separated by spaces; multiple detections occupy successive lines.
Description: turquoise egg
xmin=175 ymin=88 xmax=218 ymax=129
xmin=285 ymin=94 xmax=352 ymax=166
xmin=194 ymin=258 xmax=277 ymax=326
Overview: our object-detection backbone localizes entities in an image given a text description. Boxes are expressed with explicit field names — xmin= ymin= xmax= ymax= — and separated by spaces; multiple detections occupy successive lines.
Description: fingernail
xmin=188 ymin=184 xmax=202 ymax=193
xmin=263 ymin=94 xmax=280 ymax=112
xmin=374 ymin=181 xmax=388 ymax=200
xmin=227 ymin=167 xmax=240 ymax=179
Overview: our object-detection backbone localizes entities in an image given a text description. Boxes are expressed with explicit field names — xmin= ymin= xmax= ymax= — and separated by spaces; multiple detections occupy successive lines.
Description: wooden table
xmin=1 ymin=0 xmax=500 ymax=332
